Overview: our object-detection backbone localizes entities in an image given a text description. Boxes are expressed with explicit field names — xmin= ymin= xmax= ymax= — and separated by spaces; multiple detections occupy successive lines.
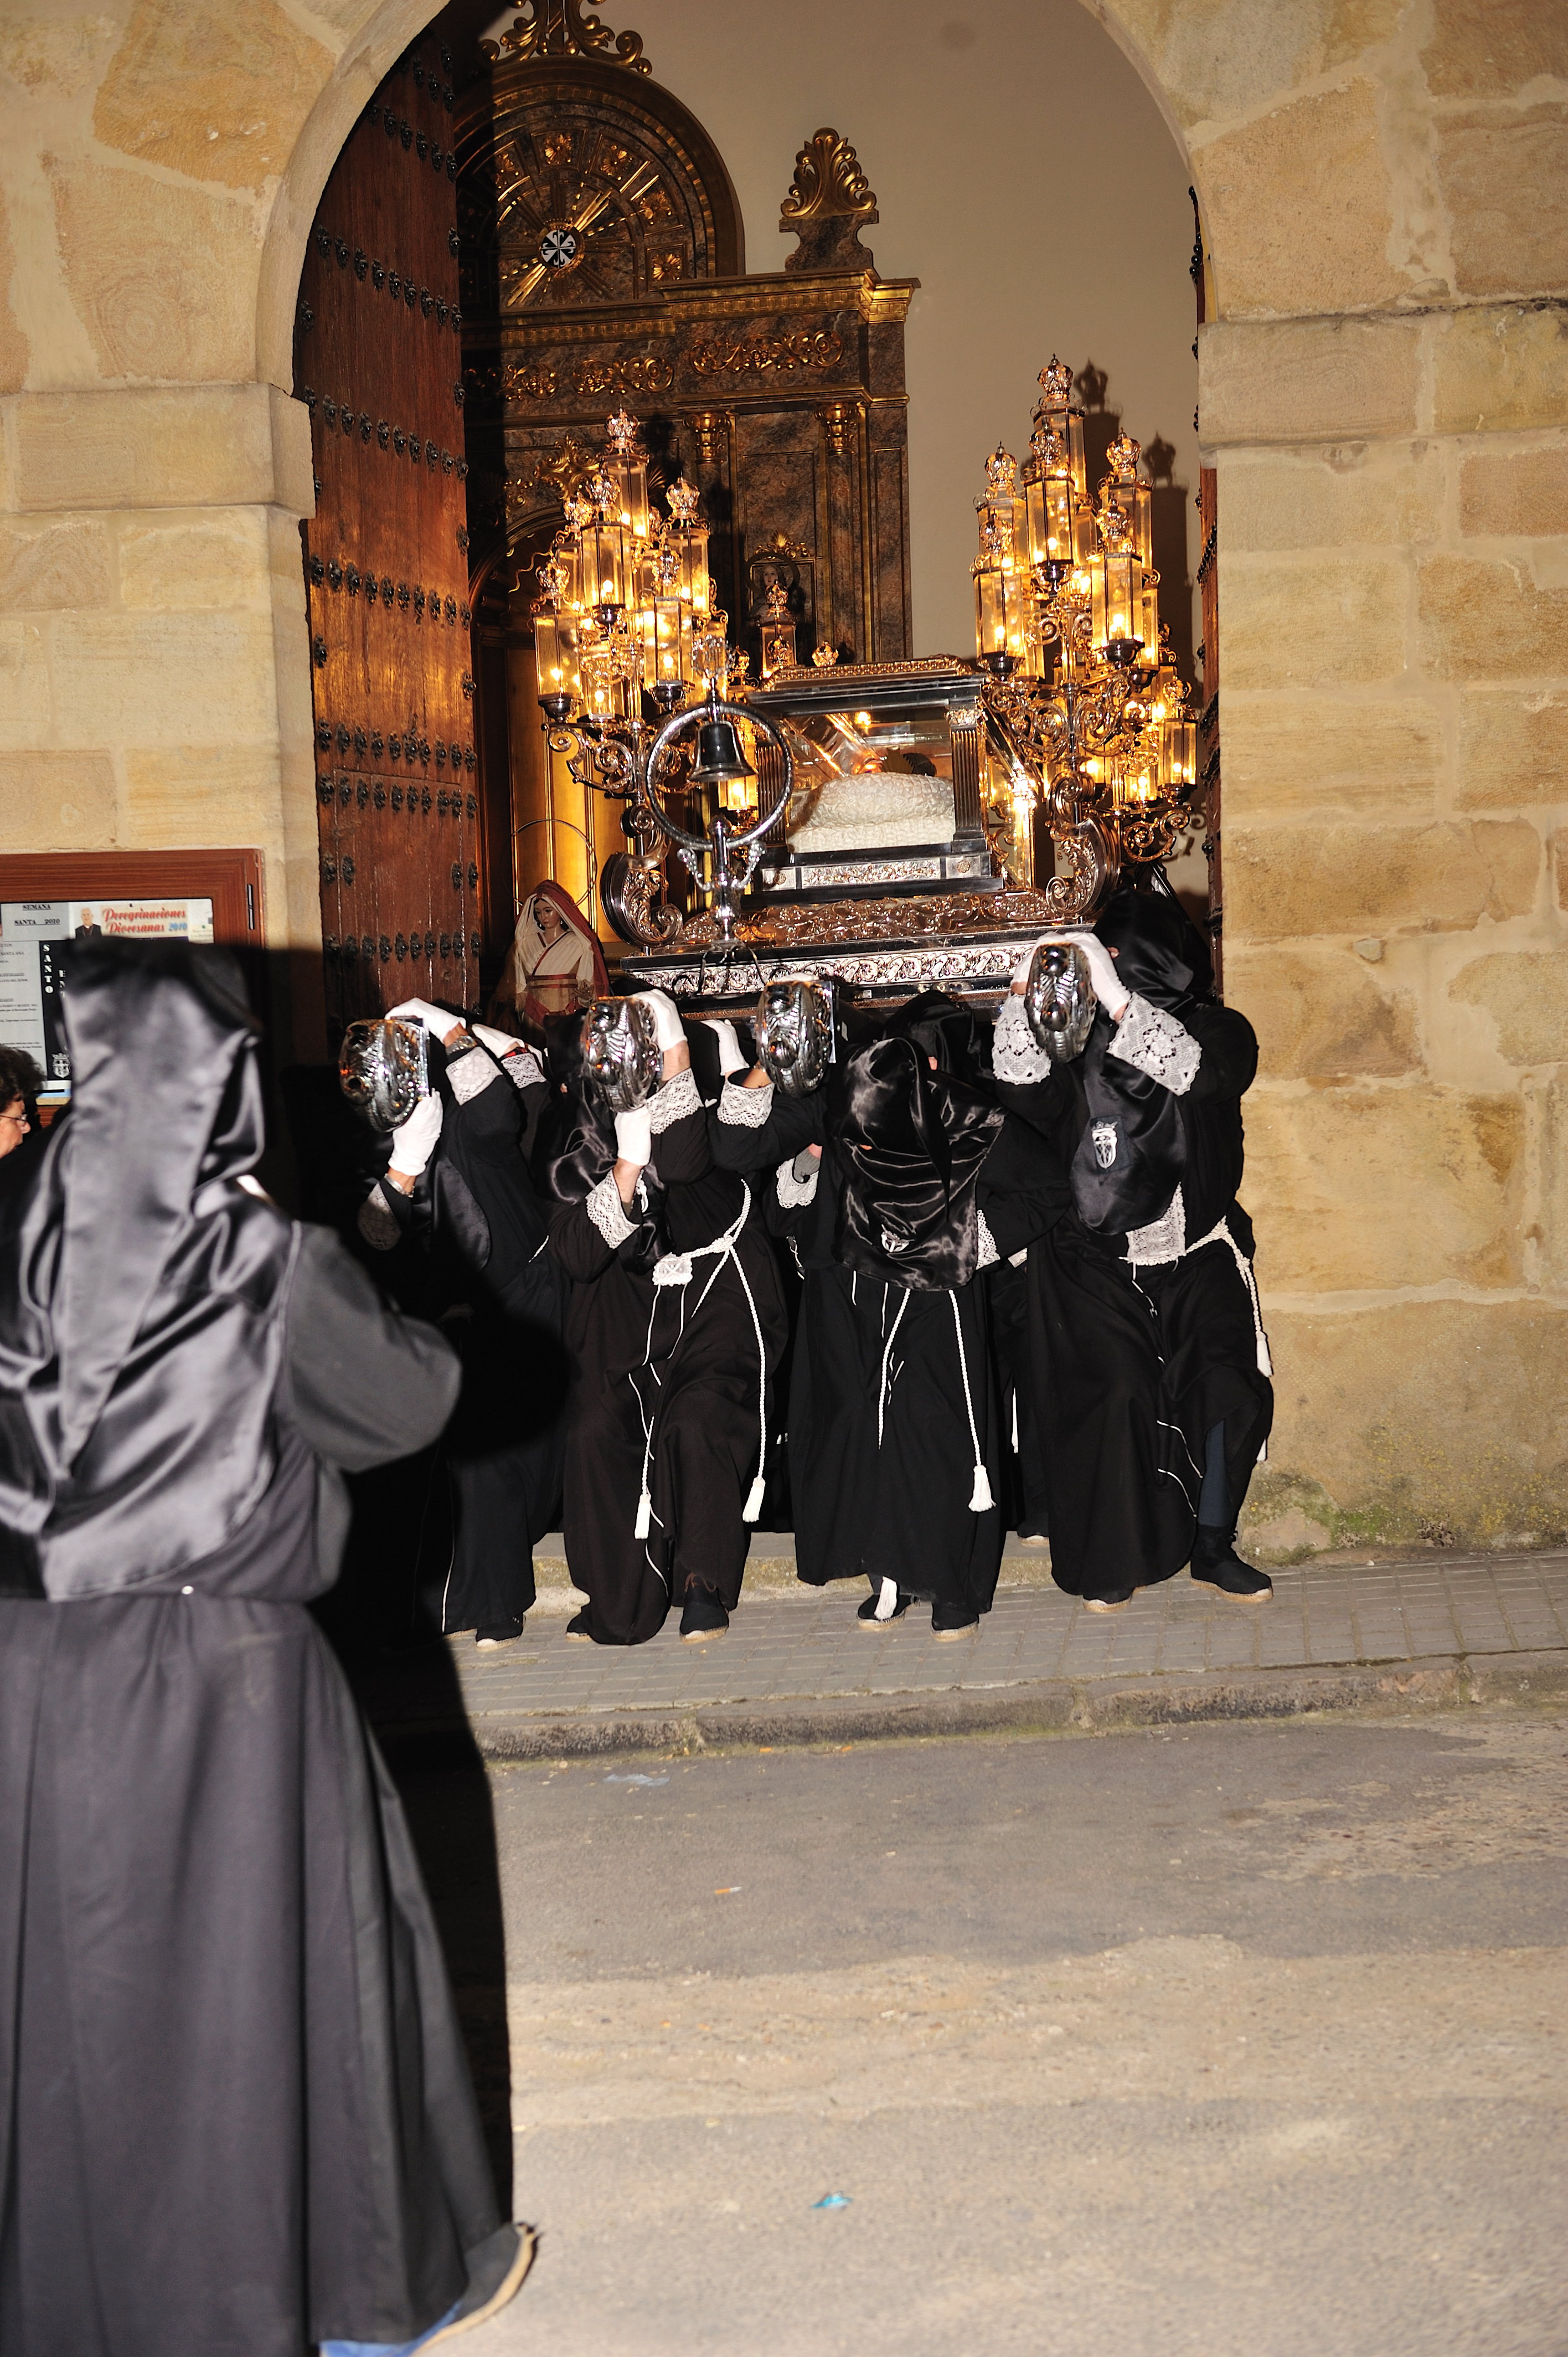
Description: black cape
xmin=0 ymin=940 xmax=515 ymax=2355
xmin=711 ymin=1025 xmax=1063 ymax=1613
xmin=997 ymin=886 xmax=1273 ymax=1596
xmin=365 ymin=1038 xmax=566 ymax=1634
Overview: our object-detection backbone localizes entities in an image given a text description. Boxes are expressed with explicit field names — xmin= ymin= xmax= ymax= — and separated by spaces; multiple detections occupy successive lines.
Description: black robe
xmin=545 ymin=1064 xmax=788 ymax=1644
xmin=362 ymin=1040 xmax=565 ymax=1634
xmin=0 ymin=940 xmax=515 ymax=2357
xmin=997 ymin=887 xmax=1274 ymax=1597
xmin=711 ymin=1068 xmax=1063 ymax=1614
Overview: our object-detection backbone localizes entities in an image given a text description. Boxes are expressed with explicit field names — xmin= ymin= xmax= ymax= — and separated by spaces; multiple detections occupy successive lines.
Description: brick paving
xmin=430 ymin=1547 xmax=1568 ymax=1737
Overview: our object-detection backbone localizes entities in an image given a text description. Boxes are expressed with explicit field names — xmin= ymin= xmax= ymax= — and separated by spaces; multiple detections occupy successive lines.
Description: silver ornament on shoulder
xmin=1091 ymin=1120 xmax=1118 ymax=1169
xmin=338 ymin=1016 xmax=429 ymax=1133
xmin=1022 ymin=939 xmax=1096 ymax=1061
xmin=583 ymin=995 xmax=663 ymax=1113
xmin=754 ymin=976 xmax=837 ymax=1098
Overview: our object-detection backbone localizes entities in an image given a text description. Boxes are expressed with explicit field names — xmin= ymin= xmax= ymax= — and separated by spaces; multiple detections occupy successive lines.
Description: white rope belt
xmin=871 ymin=1282 xmax=993 ymax=1515
xmin=632 ymin=1182 xmax=768 ymax=1538
xmin=1188 ymin=1212 xmax=1273 ymax=1464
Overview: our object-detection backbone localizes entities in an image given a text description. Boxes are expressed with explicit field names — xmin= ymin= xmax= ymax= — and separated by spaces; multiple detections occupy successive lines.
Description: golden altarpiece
xmin=454 ymin=5 xmax=917 ymax=944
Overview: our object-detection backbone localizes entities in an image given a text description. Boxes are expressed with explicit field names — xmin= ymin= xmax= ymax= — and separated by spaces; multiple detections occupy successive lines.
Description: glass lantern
xmin=1091 ymin=547 xmax=1140 ymax=656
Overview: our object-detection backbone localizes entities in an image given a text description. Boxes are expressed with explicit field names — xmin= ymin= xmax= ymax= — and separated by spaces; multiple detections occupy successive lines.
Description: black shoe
xmin=475 ymin=1617 xmax=524 ymax=1649
xmin=564 ymin=1609 xmax=595 ymax=1643
xmin=931 ymin=1598 xmax=979 ymax=1640
xmin=680 ymin=1583 xmax=730 ymax=1641
xmin=1084 ymin=1589 xmax=1137 ymax=1614
xmin=857 ymin=1582 xmax=911 ymax=1627
xmin=1189 ymin=1527 xmax=1273 ymax=1602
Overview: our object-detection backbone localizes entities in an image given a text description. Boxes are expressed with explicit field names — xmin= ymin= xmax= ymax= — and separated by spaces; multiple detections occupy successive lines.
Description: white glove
xmin=631 ymin=989 xmax=685 ymax=1053
xmin=704 ymin=1017 xmax=746 ymax=1078
xmin=388 ymin=1089 xmax=443 ymax=1179
xmin=614 ymin=1105 xmax=652 ymax=1168
xmin=472 ymin=1022 xmax=542 ymax=1089
xmin=1060 ymin=931 xmax=1129 ymax=1022
xmin=389 ymin=997 xmax=463 ymax=1044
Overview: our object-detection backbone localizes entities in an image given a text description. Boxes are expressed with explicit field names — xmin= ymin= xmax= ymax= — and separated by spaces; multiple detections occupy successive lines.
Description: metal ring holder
xmin=642 ymin=688 xmax=794 ymax=978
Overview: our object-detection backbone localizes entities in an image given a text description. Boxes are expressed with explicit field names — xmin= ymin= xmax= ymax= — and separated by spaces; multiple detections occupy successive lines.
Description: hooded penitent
xmin=0 ymin=938 xmax=525 ymax=2357
xmin=832 ymin=993 xmax=1003 ymax=1291
xmin=1069 ymin=883 xmax=1214 ymax=1237
xmin=0 ymin=938 xmax=295 ymax=1598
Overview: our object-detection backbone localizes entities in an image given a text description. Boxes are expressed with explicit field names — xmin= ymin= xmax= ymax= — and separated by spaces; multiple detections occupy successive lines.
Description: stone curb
xmin=371 ymin=1647 xmax=1568 ymax=1763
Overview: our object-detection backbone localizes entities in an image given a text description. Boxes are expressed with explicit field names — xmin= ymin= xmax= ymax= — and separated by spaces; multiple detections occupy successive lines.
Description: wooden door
xmin=294 ymin=34 xmax=480 ymax=1037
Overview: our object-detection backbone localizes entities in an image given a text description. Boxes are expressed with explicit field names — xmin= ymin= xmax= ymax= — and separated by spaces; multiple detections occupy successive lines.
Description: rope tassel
xmin=743 ymin=1473 xmax=766 ymax=1524
xmin=949 ymin=1291 xmax=994 ymax=1517
xmin=634 ymin=1489 xmax=652 ymax=1540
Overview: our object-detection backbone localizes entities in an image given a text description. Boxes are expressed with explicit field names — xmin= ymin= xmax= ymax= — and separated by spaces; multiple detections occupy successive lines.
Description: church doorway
xmin=293 ymin=0 xmax=1218 ymax=1026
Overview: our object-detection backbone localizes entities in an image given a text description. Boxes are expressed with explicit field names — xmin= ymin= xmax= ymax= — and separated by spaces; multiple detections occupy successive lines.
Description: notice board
xmin=0 ymin=850 xmax=262 ymax=1103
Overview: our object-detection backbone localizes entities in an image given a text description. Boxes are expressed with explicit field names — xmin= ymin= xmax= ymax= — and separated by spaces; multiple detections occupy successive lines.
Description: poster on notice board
xmin=0 ymin=899 xmax=215 ymax=1102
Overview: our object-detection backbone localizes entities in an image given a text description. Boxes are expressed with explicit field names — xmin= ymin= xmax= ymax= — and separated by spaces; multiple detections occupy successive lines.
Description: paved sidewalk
xmin=363 ymin=1545 xmax=1568 ymax=1757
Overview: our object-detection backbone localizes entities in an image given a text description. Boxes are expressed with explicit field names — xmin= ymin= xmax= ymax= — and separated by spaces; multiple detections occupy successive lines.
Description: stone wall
xmin=1137 ymin=0 xmax=1568 ymax=1551
xmin=0 ymin=0 xmax=1562 ymax=1547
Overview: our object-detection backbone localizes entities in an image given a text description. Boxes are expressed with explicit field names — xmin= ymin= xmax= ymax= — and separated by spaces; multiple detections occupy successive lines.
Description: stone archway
xmin=2 ymin=0 xmax=1562 ymax=1551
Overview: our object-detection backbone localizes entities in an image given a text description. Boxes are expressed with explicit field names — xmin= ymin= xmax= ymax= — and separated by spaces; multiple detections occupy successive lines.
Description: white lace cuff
xmin=585 ymin=1172 xmax=637 ymax=1249
xmin=1125 ymin=1185 xmax=1187 ymax=1267
xmin=647 ymin=1065 xmax=700 ymax=1133
xmin=500 ymin=1046 xmax=544 ymax=1092
xmin=1109 ymin=993 xmax=1200 ymax=1095
xmin=357 ymin=1182 xmax=401 ymax=1252
xmin=976 ymin=1208 xmax=1000 ymax=1268
xmin=718 ymin=1075 xmax=773 ymax=1126
xmin=991 ymin=994 xmax=1053 ymax=1085
xmin=775 ymin=1150 xmax=819 ymax=1208
xmin=446 ymin=1047 xmax=499 ymax=1106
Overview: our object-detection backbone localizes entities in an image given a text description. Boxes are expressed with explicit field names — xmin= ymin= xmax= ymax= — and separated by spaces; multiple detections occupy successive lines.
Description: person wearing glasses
xmin=0 ymin=1045 xmax=40 ymax=1161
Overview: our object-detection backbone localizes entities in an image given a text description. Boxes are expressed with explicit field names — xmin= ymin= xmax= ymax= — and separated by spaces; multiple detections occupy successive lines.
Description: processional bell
xmin=687 ymin=715 xmax=755 ymax=791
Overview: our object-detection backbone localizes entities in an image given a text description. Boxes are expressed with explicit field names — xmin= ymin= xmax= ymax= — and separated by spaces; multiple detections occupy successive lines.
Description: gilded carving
xmin=677 ymin=887 xmax=1054 ymax=953
xmin=780 ymin=130 xmax=877 ymax=225
xmin=572 ymin=354 xmax=675 ymax=397
xmin=482 ymin=0 xmax=651 ymax=74
xmin=690 ymin=330 xmax=843 ymax=377
xmin=504 ymin=431 xmax=600 ymax=518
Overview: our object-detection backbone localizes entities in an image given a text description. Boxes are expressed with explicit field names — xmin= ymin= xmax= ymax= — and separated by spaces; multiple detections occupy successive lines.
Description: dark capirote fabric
xmin=883 ymin=987 xmax=993 ymax=1088
xmin=1066 ymin=885 xmax=1219 ymax=1233
xmin=987 ymin=1257 xmax=1050 ymax=1538
xmin=0 ymin=1586 xmax=496 ymax=2357
xmin=548 ymin=1091 xmax=786 ymax=1643
xmin=781 ymin=1259 xmax=1003 ymax=1610
xmin=1027 ymin=1213 xmax=1273 ymax=1597
xmin=831 ymin=1034 xmax=1003 ymax=1291
xmin=1095 ymin=878 xmax=1215 ymax=1012
xmin=710 ymin=1082 xmax=1046 ymax=1610
xmin=372 ymin=1053 xmax=566 ymax=1633
xmin=0 ymin=939 xmax=301 ymax=1598
xmin=0 ymin=1098 xmax=501 ymax=2350
xmin=997 ymin=939 xmax=1258 ymax=1254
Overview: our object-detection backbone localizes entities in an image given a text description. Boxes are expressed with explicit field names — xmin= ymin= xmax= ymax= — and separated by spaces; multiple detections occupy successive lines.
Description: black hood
xmin=831 ymin=1030 xmax=1002 ymax=1292
xmin=883 ymin=989 xmax=992 ymax=1088
xmin=1068 ymin=884 xmax=1204 ymax=1237
xmin=1095 ymin=881 xmax=1213 ymax=1012
xmin=0 ymin=939 xmax=296 ymax=1598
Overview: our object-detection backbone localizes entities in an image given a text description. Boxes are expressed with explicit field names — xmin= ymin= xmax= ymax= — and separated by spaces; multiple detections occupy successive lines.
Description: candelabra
xmin=968 ymin=357 xmax=1198 ymax=921
xmin=532 ymin=410 xmax=741 ymax=947
xmin=531 ymin=408 xmax=791 ymax=953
